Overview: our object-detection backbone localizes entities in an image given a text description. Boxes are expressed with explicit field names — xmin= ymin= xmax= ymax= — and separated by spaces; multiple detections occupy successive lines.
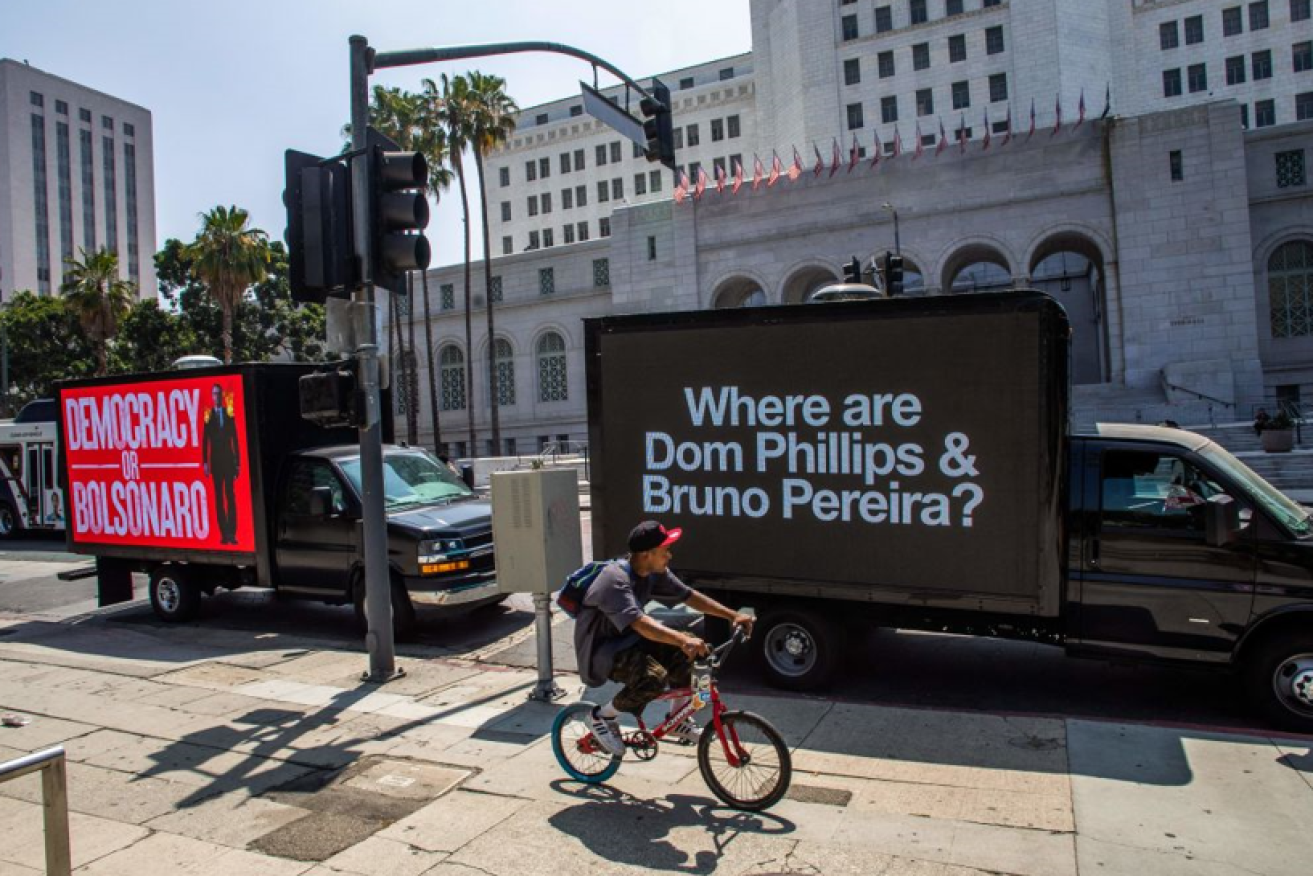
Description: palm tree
xmin=432 ymin=73 xmax=478 ymax=454
xmin=61 ymin=247 xmax=135 ymax=376
xmin=465 ymin=71 xmax=518 ymax=451
xmin=411 ymin=111 xmax=457 ymax=454
xmin=185 ymin=206 xmax=269 ymax=364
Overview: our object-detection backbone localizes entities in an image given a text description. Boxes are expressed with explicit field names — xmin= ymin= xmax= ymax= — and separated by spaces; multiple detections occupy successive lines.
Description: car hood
xmin=386 ymin=497 xmax=491 ymax=538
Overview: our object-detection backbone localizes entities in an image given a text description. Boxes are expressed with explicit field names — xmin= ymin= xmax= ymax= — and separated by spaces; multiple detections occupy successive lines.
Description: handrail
xmin=0 ymin=746 xmax=71 ymax=875
xmin=1160 ymin=378 xmax=1233 ymax=409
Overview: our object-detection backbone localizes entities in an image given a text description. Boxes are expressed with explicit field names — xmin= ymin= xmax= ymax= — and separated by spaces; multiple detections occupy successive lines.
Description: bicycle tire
xmin=551 ymin=702 xmax=622 ymax=783
xmin=697 ymin=710 xmax=792 ymax=811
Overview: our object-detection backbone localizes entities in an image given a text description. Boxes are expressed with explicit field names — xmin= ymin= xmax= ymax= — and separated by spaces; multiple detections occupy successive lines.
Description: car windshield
xmin=340 ymin=450 xmax=473 ymax=509
xmin=1198 ymin=441 xmax=1313 ymax=537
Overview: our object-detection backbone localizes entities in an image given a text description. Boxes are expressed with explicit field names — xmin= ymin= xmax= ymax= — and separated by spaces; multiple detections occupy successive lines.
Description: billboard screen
xmin=588 ymin=295 xmax=1065 ymax=602
xmin=60 ymin=374 xmax=255 ymax=552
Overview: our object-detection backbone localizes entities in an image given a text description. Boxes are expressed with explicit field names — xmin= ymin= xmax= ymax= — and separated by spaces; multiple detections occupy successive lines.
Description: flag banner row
xmin=673 ymin=88 xmax=1108 ymax=205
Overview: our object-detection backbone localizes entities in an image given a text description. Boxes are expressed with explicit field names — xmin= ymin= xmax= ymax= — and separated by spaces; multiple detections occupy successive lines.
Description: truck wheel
xmin=149 ymin=567 xmax=201 ymax=622
xmin=757 ymin=609 xmax=838 ymax=691
xmin=1244 ymin=630 xmax=1313 ymax=733
xmin=353 ymin=575 xmax=418 ymax=642
xmin=0 ymin=502 xmax=16 ymax=539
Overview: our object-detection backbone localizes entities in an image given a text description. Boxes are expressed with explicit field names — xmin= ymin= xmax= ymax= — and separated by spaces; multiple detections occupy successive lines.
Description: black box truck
xmin=56 ymin=362 xmax=499 ymax=638
xmin=585 ymin=291 xmax=1313 ymax=731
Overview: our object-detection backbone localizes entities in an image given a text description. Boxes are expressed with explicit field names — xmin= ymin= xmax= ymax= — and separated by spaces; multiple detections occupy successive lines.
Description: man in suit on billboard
xmin=202 ymin=384 xmax=240 ymax=544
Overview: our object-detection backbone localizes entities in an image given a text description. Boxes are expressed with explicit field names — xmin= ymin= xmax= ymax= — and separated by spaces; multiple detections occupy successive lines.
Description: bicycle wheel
xmin=551 ymin=702 xmax=622 ymax=783
xmin=697 ymin=710 xmax=792 ymax=811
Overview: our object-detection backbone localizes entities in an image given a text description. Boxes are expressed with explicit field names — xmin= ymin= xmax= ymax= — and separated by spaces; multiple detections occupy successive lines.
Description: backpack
xmin=556 ymin=559 xmax=627 ymax=618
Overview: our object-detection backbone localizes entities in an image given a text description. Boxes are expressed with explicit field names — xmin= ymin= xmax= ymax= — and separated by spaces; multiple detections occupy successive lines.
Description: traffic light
xmin=640 ymin=79 xmax=675 ymax=170
xmin=367 ymin=128 xmax=431 ymax=297
xmin=284 ymin=150 xmax=354 ymax=304
xmin=884 ymin=251 xmax=905 ymax=296
xmin=843 ymin=257 xmax=862 ymax=284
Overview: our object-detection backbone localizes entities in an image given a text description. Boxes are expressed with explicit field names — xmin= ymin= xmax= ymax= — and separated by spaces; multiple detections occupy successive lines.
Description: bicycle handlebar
xmin=702 ymin=626 xmax=749 ymax=671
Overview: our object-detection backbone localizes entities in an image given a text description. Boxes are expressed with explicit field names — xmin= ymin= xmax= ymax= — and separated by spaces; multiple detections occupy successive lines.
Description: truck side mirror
xmin=1204 ymin=494 xmax=1240 ymax=547
xmin=307 ymin=486 xmax=333 ymax=518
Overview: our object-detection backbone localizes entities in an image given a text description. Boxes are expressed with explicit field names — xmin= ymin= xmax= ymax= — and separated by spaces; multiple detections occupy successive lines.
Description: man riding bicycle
xmin=573 ymin=520 xmax=754 ymax=757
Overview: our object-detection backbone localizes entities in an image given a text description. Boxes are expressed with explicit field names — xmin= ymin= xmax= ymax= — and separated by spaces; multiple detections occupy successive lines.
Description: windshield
xmin=340 ymin=450 xmax=474 ymax=510
xmin=1197 ymin=441 xmax=1313 ymax=537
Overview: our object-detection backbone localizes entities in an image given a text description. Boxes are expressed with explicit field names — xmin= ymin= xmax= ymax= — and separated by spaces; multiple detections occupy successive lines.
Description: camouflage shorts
xmin=608 ymin=639 xmax=693 ymax=715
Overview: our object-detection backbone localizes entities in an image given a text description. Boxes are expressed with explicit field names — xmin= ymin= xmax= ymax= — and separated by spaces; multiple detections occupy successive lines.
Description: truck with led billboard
xmin=586 ymin=291 xmax=1313 ymax=732
xmin=57 ymin=363 xmax=499 ymax=638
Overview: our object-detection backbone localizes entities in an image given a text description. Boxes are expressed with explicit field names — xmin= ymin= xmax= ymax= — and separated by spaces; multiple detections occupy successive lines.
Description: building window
xmin=31 ymin=115 xmax=51 ymax=294
xmin=687 ymin=124 xmax=701 ymax=146
xmin=489 ymin=275 xmax=503 ymax=303
xmin=1277 ymin=150 xmax=1307 ymax=187
xmin=609 ymin=141 xmax=621 ymax=163
xmin=499 ymin=167 xmax=510 ymax=187
xmin=1295 ymin=42 xmax=1312 ymax=73
xmin=989 ymin=73 xmax=1009 ymax=103
xmin=612 ymin=178 xmax=624 ymax=200
xmin=537 ymin=332 xmax=569 ymax=402
xmin=527 ymin=195 xmax=538 ymax=217
xmin=1227 ymin=55 xmax=1247 ymax=85
xmin=1184 ymin=15 xmax=1204 ymax=44
xmin=844 ymin=58 xmax=861 ymax=85
xmin=31 ymin=91 xmax=44 ymax=107
xmin=102 ymin=135 xmax=118 ymax=254
xmin=492 ymin=338 xmax=515 ymax=407
xmin=1296 ymin=0 xmax=1312 ymax=23
xmin=1269 ymin=240 xmax=1313 ymax=337
xmin=1163 ymin=68 xmax=1183 ymax=97
xmin=569 ymin=105 xmax=583 ymax=118
xmin=946 ymin=0 xmax=963 ymax=14
xmin=875 ymin=5 xmax=893 ymax=32
xmin=56 ymin=121 xmax=73 ymax=276
xmin=501 ymin=201 xmax=512 ymax=221
xmin=922 ymin=133 xmax=937 ymax=148
xmin=79 ymin=128 xmax=95 ymax=251
xmin=1256 ymin=98 xmax=1277 ymax=126
xmin=673 ymin=128 xmax=684 ymax=150
xmin=55 ymin=99 xmax=67 ymax=115
xmin=528 ymin=230 xmax=540 ymax=250
xmin=539 ymin=157 xmax=551 ymax=178
xmin=542 ymin=192 xmax=552 ymax=214
xmin=1250 ymin=0 xmax=1270 ymax=30
xmin=576 ymin=184 xmax=587 ymax=206
xmin=525 ymin=160 xmax=536 ymax=181
xmin=539 ymin=267 xmax=555 ymax=295
xmin=560 ymin=152 xmax=572 ymax=174
xmin=634 ymin=172 xmax=647 ymax=195
xmin=842 ymin=14 xmax=859 ymax=40
xmin=728 ymin=115 xmax=741 ymax=138
xmin=1161 ymin=21 xmax=1180 ymax=49
xmin=847 ymin=102 xmax=865 ymax=129
xmin=679 ymin=76 xmax=695 ymax=90
xmin=1298 ymin=91 xmax=1313 ymax=120
xmin=593 ymin=258 xmax=610 ymax=287
xmin=1241 ymin=103 xmax=1251 ymax=128
xmin=986 ymin=26 xmax=1005 ymax=55
xmin=878 ymin=50 xmax=896 ymax=78
xmin=600 ymin=217 xmax=611 ymax=237
xmin=534 ymin=113 xmax=549 ymax=125
xmin=952 ymin=81 xmax=971 ymax=110
xmin=574 ymin=148 xmax=585 ymax=170
xmin=910 ymin=0 xmax=927 ymax=24
xmin=502 ymin=236 xmax=513 ymax=255
xmin=577 ymin=221 xmax=589 ymax=241
xmin=563 ymin=224 xmax=575 ymax=244
xmin=542 ymin=228 xmax=554 ymax=248
xmin=123 ymin=122 xmax=134 ymax=137
xmin=597 ymin=181 xmax=609 ymax=203
xmin=1253 ymin=50 xmax=1272 ymax=80
xmin=719 ymin=67 xmax=734 ymax=80
xmin=881 ymin=95 xmax=899 ymax=123
xmin=78 ymin=107 xmax=91 ymax=123
xmin=124 ymin=142 xmax=138 ymax=280
xmin=650 ymin=170 xmax=662 ymax=191
xmin=439 ymin=345 xmax=466 ymax=411
xmin=1188 ymin=63 xmax=1208 ymax=92
xmin=949 ymin=34 xmax=966 ymax=63
xmin=1170 ymin=150 xmax=1184 ymax=181
xmin=916 ymin=88 xmax=935 ymax=116
xmin=595 ymin=144 xmax=607 ymax=167
xmin=913 ymin=42 xmax=931 ymax=70
xmin=1223 ymin=6 xmax=1243 ymax=35
xmin=712 ymin=117 xmax=726 ymax=141
xmin=441 ymin=283 xmax=455 ymax=310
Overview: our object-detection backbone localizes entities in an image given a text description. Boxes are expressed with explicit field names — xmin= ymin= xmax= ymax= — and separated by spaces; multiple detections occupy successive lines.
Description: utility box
xmin=492 ymin=469 xmax=582 ymax=595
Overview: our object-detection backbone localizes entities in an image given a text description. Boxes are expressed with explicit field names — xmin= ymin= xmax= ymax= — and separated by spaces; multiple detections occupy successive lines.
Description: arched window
xmin=1269 ymin=240 xmax=1313 ymax=338
xmin=537 ymin=332 xmax=568 ymax=403
xmin=492 ymin=338 xmax=515 ymax=407
xmin=439 ymin=345 xmax=466 ymax=411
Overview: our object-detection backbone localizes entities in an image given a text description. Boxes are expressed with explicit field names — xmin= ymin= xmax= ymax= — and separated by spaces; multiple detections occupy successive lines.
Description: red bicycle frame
xmin=630 ymin=677 xmax=748 ymax=767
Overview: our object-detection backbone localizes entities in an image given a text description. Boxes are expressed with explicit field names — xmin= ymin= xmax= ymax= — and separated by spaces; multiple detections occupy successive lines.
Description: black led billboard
xmin=585 ymin=291 xmax=1069 ymax=613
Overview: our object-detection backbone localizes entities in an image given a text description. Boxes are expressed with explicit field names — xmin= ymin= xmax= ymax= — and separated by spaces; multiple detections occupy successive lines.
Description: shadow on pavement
xmin=547 ymin=783 xmax=795 ymax=874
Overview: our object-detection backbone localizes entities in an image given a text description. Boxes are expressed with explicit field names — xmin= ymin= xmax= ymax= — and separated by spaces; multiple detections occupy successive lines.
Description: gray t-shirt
xmin=573 ymin=561 xmax=692 ymax=687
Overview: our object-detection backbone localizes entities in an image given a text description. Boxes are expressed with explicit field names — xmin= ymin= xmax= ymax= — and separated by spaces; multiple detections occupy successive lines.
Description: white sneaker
xmin=589 ymin=707 xmax=625 ymax=757
xmin=666 ymin=717 xmax=702 ymax=745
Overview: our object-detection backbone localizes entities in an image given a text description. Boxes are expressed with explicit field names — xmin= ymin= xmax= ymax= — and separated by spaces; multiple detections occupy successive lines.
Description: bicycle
xmin=550 ymin=628 xmax=792 ymax=811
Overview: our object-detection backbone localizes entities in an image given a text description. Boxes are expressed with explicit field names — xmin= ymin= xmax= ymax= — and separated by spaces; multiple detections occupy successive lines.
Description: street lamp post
xmin=882 ymin=202 xmax=901 ymax=255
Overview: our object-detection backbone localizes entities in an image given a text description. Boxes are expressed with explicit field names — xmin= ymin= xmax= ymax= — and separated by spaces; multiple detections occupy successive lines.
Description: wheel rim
xmin=0 ymin=507 xmax=13 ymax=536
xmin=553 ymin=705 xmax=620 ymax=781
xmin=156 ymin=578 xmax=181 ymax=614
xmin=764 ymin=622 xmax=818 ymax=677
xmin=702 ymin=715 xmax=785 ymax=807
xmin=1272 ymin=651 xmax=1313 ymax=717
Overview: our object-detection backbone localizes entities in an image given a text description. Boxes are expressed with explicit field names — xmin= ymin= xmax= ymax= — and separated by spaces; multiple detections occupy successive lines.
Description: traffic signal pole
xmin=350 ymin=35 xmax=399 ymax=683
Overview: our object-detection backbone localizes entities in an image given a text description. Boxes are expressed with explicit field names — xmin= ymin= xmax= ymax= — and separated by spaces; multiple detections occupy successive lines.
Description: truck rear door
xmin=1074 ymin=441 xmax=1255 ymax=661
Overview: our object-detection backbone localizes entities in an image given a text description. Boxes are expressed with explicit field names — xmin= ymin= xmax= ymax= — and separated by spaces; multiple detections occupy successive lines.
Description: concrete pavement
xmin=0 ymin=604 xmax=1310 ymax=875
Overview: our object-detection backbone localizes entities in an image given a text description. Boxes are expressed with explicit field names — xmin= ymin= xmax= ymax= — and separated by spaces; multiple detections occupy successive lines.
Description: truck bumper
xmin=407 ymin=577 xmax=501 ymax=608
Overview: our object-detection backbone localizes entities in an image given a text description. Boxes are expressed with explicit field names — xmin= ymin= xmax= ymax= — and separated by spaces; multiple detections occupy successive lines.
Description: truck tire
xmin=1244 ymin=630 xmax=1313 ymax=733
xmin=756 ymin=608 xmax=838 ymax=691
xmin=149 ymin=567 xmax=201 ymax=622
xmin=0 ymin=501 xmax=17 ymax=539
xmin=353 ymin=574 xmax=418 ymax=642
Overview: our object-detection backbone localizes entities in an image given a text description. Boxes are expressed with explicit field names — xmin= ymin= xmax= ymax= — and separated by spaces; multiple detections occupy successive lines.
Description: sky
xmin=3 ymin=0 xmax=752 ymax=288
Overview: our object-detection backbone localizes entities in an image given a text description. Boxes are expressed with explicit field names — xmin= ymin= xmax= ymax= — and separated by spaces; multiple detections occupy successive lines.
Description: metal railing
xmin=0 ymin=746 xmax=71 ymax=875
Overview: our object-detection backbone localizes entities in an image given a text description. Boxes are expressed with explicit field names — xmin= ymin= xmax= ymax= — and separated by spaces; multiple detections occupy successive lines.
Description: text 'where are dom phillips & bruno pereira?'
xmin=639 ymin=386 xmax=985 ymax=528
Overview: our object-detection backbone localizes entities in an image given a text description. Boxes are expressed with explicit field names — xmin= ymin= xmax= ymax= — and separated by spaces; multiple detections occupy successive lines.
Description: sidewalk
xmin=0 ymin=607 xmax=1310 ymax=875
